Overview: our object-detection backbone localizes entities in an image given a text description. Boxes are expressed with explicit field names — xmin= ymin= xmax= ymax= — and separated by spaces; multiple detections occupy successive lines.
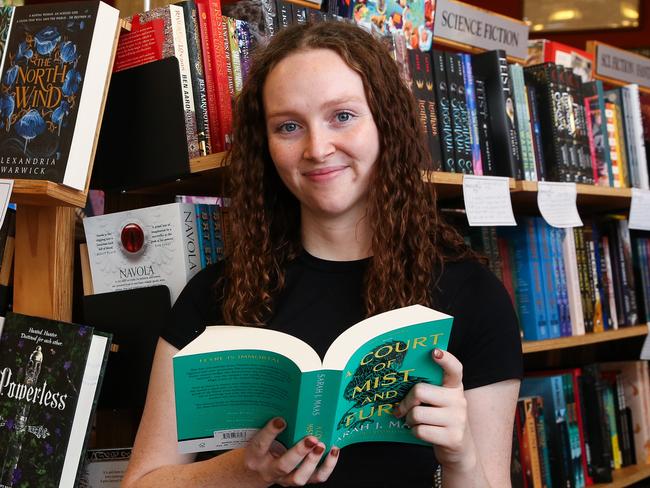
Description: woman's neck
xmin=300 ymin=210 xmax=372 ymax=261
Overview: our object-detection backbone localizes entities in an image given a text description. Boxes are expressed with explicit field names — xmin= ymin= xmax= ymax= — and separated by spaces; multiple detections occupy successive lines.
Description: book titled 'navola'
xmin=0 ymin=1 xmax=119 ymax=190
xmin=173 ymin=305 xmax=453 ymax=453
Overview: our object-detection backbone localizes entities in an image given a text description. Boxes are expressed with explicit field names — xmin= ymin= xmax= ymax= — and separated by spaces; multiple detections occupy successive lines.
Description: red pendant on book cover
xmin=121 ymin=223 xmax=144 ymax=253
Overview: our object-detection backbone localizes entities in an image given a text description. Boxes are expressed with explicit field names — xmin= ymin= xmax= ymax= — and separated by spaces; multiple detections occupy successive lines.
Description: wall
xmin=464 ymin=0 xmax=648 ymax=51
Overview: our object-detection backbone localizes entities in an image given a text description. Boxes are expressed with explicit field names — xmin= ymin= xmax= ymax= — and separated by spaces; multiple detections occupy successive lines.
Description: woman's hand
xmin=393 ymin=349 xmax=478 ymax=472
xmin=243 ymin=417 xmax=340 ymax=487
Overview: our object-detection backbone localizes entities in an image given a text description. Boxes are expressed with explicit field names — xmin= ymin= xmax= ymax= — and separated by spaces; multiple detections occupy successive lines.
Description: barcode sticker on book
xmin=213 ymin=429 xmax=258 ymax=449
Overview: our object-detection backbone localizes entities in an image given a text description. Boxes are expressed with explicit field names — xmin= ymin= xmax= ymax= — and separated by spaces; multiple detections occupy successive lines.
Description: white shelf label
xmin=0 ymin=180 xmax=13 ymax=230
xmin=462 ymin=175 xmax=516 ymax=227
xmin=629 ymin=188 xmax=650 ymax=231
xmin=537 ymin=182 xmax=583 ymax=228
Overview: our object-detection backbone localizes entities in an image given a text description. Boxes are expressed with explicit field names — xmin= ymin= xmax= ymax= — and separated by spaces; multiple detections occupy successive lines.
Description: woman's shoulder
xmin=434 ymin=259 xmax=505 ymax=311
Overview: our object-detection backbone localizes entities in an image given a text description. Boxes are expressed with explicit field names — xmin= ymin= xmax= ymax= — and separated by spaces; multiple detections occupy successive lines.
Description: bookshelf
xmin=522 ymin=325 xmax=648 ymax=354
xmin=593 ymin=463 xmax=650 ymax=488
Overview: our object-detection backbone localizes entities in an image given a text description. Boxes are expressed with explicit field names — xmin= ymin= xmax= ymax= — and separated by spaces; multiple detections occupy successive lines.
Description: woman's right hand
xmin=243 ymin=417 xmax=339 ymax=487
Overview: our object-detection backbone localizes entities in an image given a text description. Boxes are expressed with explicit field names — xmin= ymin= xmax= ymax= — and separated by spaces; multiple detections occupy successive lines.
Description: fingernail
xmin=330 ymin=447 xmax=339 ymax=457
xmin=433 ymin=348 xmax=443 ymax=359
xmin=313 ymin=445 xmax=325 ymax=455
xmin=305 ymin=437 xmax=317 ymax=448
xmin=273 ymin=418 xmax=286 ymax=429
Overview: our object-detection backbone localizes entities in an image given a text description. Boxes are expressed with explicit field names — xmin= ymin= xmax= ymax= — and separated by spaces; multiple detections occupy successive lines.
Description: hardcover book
xmin=0 ymin=312 xmax=111 ymax=488
xmin=173 ymin=305 xmax=452 ymax=453
xmin=0 ymin=1 xmax=120 ymax=190
xmin=82 ymin=202 xmax=201 ymax=305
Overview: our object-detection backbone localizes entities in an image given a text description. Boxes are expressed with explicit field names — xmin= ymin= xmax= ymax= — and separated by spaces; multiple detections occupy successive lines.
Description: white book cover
xmin=561 ymin=228 xmax=585 ymax=336
xmin=624 ymin=84 xmax=649 ymax=190
xmin=83 ymin=202 xmax=201 ymax=304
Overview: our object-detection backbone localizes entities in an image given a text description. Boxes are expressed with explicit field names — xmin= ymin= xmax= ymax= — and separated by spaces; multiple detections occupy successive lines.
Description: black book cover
xmin=566 ymin=72 xmax=592 ymax=184
xmin=556 ymin=67 xmax=580 ymax=182
xmin=524 ymin=63 xmax=572 ymax=182
xmin=579 ymin=366 xmax=613 ymax=483
xmin=408 ymin=50 xmax=442 ymax=170
xmin=276 ymin=0 xmax=293 ymax=29
xmin=445 ymin=52 xmax=472 ymax=174
xmin=471 ymin=50 xmax=521 ymax=178
xmin=0 ymin=2 xmax=102 ymax=184
xmin=0 ymin=312 xmax=111 ymax=487
xmin=527 ymin=84 xmax=546 ymax=181
xmin=474 ymin=78 xmax=495 ymax=175
xmin=431 ymin=50 xmax=455 ymax=172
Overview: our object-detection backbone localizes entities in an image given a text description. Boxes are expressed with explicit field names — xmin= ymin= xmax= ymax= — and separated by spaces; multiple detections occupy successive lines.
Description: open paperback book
xmin=173 ymin=305 xmax=453 ymax=453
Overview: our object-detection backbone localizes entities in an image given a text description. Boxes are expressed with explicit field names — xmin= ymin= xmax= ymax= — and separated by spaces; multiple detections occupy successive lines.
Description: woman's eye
xmin=280 ymin=122 xmax=298 ymax=133
xmin=336 ymin=112 xmax=353 ymax=123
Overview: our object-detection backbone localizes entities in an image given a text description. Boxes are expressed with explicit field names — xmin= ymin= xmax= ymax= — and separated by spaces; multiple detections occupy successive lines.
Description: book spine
xmin=570 ymin=370 xmax=594 ymax=486
xmin=170 ymin=5 xmax=200 ymax=159
xmin=409 ymin=50 xmax=436 ymax=171
xmin=532 ymin=396 xmax=553 ymax=488
xmin=178 ymin=0 xmax=211 ymax=156
xmin=195 ymin=0 xmax=223 ymax=153
xmin=236 ymin=20 xmax=252 ymax=84
xmin=552 ymin=228 xmax=571 ymax=337
xmin=475 ymin=78 xmax=496 ymax=175
xmin=276 ymin=0 xmax=293 ymax=29
xmin=616 ymin=219 xmax=639 ymax=325
xmin=225 ymin=17 xmax=242 ymax=97
xmin=626 ymin=85 xmax=649 ymax=189
xmin=603 ymin=385 xmax=623 ymax=469
xmin=573 ymin=227 xmax=595 ymax=333
xmin=510 ymin=64 xmax=535 ymax=181
xmin=601 ymin=235 xmax=618 ymax=329
xmin=260 ymin=0 xmax=278 ymax=38
xmin=194 ymin=203 xmax=206 ymax=268
xmin=180 ymin=204 xmax=201 ymax=277
xmin=561 ymin=374 xmax=585 ymax=488
xmin=612 ymin=102 xmax=630 ymax=187
xmin=432 ymin=50 xmax=455 ymax=172
xmin=570 ymin=74 xmax=593 ymax=184
xmin=536 ymin=219 xmax=560 ymax=339
xmin=561 ymin=227 xmax=585 ymax=336
xmin=423 ymin=53 xmax=443 ymax=171
xmin=462 ymin=54 xmax=482 ymax=175
xmin=204 ymin=0 xmax=233 ymax=151
xmin=446 ymin=53 xmax=472 ymax=174
xmin=198 ymin=204 xmax=214 ymax=266
xmin=211 ymin=205 xmax=225 ymax=261
xmin=620 ymin=87 xmax=639 ymax=188
xmin=586 ymin=230 xmax=605 ymax=333
xmin=595 ymin=81 xmax=615 ymax=186
xmin=558 ymin=67 xmax=580 ymax=183
xmin=527 ymin=84 xmax=546 ymax=181
xmin=584 ymin=99 xmax=599 ymax=184
xmin=524 ymin=397 xmax=544 ymax=488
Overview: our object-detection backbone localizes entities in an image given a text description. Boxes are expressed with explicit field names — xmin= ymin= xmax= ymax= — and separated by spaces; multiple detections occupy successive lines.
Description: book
xmin=472 ymin=50 xmax=522 ymax=178
xmin=79 ymin=448 xmax=131 ymax=488
xmin=113 ymin=5 xmax=200 ymax=159
xmin=82 ymin=202 xmax=201 ymax=305
xmin=0 ymin=1 xmax=120 ymax=190
xmin=0 ymin=312 xmax=111 ymax=488
xmin=173 ymin=305 xmax=453 ymax=453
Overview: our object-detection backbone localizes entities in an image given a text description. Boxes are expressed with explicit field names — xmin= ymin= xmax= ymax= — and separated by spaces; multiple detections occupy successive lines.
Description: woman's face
xmin=263 ymin=48 xmax=380 ymax=224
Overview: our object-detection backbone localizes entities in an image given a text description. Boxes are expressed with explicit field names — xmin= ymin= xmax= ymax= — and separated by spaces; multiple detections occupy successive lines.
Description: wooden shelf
xmin=11 ymin=180 xmax=88 ymax=207
xmin=512 ymin=181 xmax=632 ymax=213
xmin=421 ymin=171 xmax=517 ymax=200
xmin=522 ymin=325 xmax=648 ymax=354
xmin=593 ymin=463 xmax=650 ymax=488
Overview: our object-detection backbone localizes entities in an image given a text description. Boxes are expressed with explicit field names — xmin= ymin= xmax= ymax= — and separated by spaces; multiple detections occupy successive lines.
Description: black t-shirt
xmin=162 ymin=251 xmax=523 ymax=488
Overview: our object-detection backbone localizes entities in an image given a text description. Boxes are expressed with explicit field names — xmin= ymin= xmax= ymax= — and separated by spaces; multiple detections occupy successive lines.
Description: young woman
xmin=123 ymin=21 xmax=522 ymax=488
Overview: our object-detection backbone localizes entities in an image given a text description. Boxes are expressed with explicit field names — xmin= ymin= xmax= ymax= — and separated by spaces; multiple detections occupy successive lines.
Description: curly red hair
xmin=223 ymin=21 xmax=474 ymax=326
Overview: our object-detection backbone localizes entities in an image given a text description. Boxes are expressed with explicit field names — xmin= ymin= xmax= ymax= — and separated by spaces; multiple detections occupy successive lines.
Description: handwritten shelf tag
xmin=462 ymin=175 xmax=516 ymax=227
xmin=629 ymin=188 xmax=650 ymax=231
xmin=537 ymin=182 xmax=583 ymax=229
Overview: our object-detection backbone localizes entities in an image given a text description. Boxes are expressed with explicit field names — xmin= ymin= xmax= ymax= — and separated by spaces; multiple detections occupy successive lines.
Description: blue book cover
xmin=462 ymin=54 xmax=482 ymax=175
xmin=535 ymin=219 xmax=561 ymax=339
xmin=194 ymin=204 xmax=206 ymax=268
xmin=551 ymin=227 xmax=571 ymax=337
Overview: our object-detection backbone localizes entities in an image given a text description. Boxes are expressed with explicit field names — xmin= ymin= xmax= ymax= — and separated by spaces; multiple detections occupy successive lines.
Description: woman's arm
xmin=122 ymin=338 xmax=338 ymax=488
xmin=394 ymin=349 xmax=520 ymax=488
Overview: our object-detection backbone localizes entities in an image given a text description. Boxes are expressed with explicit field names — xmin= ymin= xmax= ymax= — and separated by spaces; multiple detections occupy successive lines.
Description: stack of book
xmin=514 ymin=361 xmax=650 ymax=487
xmin=445 ymin=211 xmax=650 ymax=341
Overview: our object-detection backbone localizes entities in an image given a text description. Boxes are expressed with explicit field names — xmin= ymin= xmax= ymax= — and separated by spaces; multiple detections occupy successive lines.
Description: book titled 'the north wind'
xmin=0 ymin=1 xmax=119 ymax=190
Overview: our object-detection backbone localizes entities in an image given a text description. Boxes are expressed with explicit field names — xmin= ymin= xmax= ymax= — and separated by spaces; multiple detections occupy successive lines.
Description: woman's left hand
xmin=392 ymin=348 xmax=477 ymax=471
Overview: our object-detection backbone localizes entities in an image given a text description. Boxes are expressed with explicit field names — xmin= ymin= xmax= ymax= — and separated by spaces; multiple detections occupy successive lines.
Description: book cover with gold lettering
xmin=173 ymin=305 xmax=452 ymax=453
xmin=0 ymin=1 xmax=119 ymax=190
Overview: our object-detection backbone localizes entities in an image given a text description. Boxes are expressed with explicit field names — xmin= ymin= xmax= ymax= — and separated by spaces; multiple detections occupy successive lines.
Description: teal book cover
xmin=174 ymin=304 xmax=453 ymax=453
xmin=0 ymin=312 xmax=110 ymax=488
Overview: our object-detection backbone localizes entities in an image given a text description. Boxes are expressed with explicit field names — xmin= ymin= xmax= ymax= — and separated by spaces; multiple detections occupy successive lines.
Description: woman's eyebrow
xmin=266 ymin=96 xmax=366 ymax=120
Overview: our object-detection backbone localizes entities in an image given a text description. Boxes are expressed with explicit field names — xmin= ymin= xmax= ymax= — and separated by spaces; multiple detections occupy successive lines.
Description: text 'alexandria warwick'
xmin=0 ymin=157 xmax=56 ymax=175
